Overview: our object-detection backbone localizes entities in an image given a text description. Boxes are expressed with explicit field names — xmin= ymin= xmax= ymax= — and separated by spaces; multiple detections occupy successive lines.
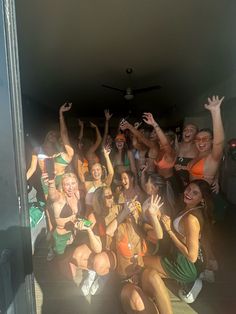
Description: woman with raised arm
xmin=188 ymin=95 xmax=225 ymax=185
xmin=111 ymin=132 xmax=138 ymax=187
xmin=144 ymin=180 xmax=213 ymax=303
xmin=78 ymin=146 xmax=114 ymax=213
xmin=142 ymin=112 xmax=177 ymax=180
xmin=44 ymin=173 xmax=81 ymax=257
xmin=26 ymin=103 xmax=74 ymax=198
xmin=101 ymin=109 xmax=113 ymax=148
xmin=85 ymin=121 xmax=102 ymax=166
xmin=120 ymin=120 xmax=159 ymax=175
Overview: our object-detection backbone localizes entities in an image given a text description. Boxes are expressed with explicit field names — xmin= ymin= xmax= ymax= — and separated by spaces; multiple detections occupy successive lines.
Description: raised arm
xmin=103 ymin=146 xmax=114 ymax=186
xmin=204 ymin=95 xmax=225 ymax=161
xmin=78 ymin=119 xmax=84 ymax=142
xmin=101 ymin=109 xmax=113 ymax=147
xmin=147 ymin=195 xmax=164 ymax=240
xmin=26 ymin=153 xmax=38 ymax=180
xmin=59 ymin=103 xmax=74 ymax=159
xmin=87 ymin=122 xmax=102 ymax=155
xmin=120 ymin=120 xmax=156 ymax=149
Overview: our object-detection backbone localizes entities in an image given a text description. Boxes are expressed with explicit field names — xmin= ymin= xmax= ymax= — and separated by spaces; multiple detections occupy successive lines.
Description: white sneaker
xmin=80 ymin=270 xmax=96 ymax=296
xmin=178 ymin=278 xmax=203 ymax=304
xmin=199 ymin=269 xmax=215 ymax=283
xmin=46 ymin=247 xmax=55 ymax=262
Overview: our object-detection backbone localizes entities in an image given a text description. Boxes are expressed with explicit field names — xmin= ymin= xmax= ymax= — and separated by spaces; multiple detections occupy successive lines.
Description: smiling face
xmin=182 ymin=124 xmax=198 ymax=143
xmin=194 ymin=131 xmax=213 ymax=153
xmin=121 ymin=172 xmax=133 ymax=190
xmin=62 ymin=176 xmax=78 ymax=197
xmin=149 ymin=129 xmax=157 ymax=141
xmin=184 ymin=183 xmax=203 ymax=208
xmin=45 ymin=130 xmax=58 ymax=144
xmin=115 ymin=139 xmax=125 ymax=150
xmin=91 ymin=163 xmax=102 ymax=181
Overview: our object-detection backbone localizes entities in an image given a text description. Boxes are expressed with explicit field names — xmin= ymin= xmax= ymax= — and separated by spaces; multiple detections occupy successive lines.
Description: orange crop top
xmin=188 ymin=158 xmax=205 ymax=180
xmin=155 ymin=155 xmax=176 ymax=170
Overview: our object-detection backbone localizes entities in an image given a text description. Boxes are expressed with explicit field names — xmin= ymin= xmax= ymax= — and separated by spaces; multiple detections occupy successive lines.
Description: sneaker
xmin=90 ymin=274 xmax=109 ymax=295
xmin=199 ymin=269 xmax=215 ymax=283
xmin=178 ymin=278 xmax=203 ymax=304
xmin=80 ymin=270 xmax=96 ymax=296
xmin=46 ymin=247 xmax=55 ymax=262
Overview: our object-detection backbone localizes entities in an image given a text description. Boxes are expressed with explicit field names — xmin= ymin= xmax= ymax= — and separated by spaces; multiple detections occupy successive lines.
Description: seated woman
xmin=144 ymin=180 xmax=214 ymax=303
xmin=116 ymin=170 xmax=146 ymax=206
xmin=71 ymin=185 xmax=119 ymax=296
xmin=106 ymin=194 xmax=173 ymax=314
xmin=45 ymin=173 xmax=81 ymax=258
xmin=26 ymin=103 xmax=74 ymax=199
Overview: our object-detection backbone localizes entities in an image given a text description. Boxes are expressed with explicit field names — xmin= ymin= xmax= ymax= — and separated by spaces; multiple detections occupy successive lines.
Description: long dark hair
xmin=186 ymin=179 xmax=213 ymax=225
xmin=148 ymin=173 xmax=176 ymax=217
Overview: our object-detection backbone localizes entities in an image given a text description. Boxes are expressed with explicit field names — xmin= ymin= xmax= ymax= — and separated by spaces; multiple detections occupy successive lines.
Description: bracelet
xmin=153 ymin=123 xmax=159 ymax=128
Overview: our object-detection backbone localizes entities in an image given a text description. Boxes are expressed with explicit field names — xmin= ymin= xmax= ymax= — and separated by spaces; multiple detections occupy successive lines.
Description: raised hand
xmin=90 ymin=121 xmax=97 ymax=128
xmin=204 ymin=95 xmax=224 ymax=112
xmin=104 ymin=109 xmax=113 ymax=121
xmin=134 ymin=121 xmax=142 ymax=129
xmin=148 ymin=194 xmax=163 ymax=218
xmin=161 ymin=214 xmax=172 ymax=232
xmin=142 ymin=112 xmax=156 ymax=126
xmin=120 ymin=119 xmax=131 ymax=131
xmin=60 ymin=102 xmax=72 ymax=113
xmin=103 ymin=144 xmax=111 ymax=156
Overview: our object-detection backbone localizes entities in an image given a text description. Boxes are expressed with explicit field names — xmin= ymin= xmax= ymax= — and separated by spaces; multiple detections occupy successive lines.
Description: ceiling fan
xmin=102 ymin=68 xmax=161 ymax=100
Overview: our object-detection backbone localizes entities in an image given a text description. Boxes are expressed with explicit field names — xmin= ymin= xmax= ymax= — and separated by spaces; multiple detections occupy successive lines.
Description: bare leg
xmin=120 ymin=283 xmax=159 ymax=314
xmin=141 ymin=268 xmax=173 ymax=314
xmin=143 ymin=255 xmax=168 ymax=278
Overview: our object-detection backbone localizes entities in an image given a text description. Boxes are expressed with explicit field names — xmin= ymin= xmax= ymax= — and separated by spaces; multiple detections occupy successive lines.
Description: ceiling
xmin=16 ymin=0 xmax=236 ymax=121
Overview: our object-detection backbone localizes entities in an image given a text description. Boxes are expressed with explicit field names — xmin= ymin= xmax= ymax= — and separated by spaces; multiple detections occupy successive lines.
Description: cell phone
xmin=45 ymin=158 xmax=55 ymax=180
xmin=77 ymin=218 xmax=93 ymax=228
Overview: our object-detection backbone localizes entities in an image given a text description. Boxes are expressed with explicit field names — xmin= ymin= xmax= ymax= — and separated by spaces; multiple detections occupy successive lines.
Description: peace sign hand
xmin=148 ymin=194 xmax=163 ymax=218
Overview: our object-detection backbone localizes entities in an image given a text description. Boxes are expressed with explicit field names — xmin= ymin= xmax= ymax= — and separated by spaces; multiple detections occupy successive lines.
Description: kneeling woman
xmin=106 ymin=195 xmax=172 ymax=314
xmin=144 ymin=180 xmax=213 ymax=303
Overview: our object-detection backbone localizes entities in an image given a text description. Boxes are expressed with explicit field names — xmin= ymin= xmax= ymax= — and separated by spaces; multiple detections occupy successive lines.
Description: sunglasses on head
xmin=104 ymin=194 xmax=113 ymax=200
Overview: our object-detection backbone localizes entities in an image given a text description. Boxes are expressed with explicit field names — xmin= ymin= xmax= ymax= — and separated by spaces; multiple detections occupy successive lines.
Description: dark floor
xmin=33 ymin=204 xmax=236 ymax=314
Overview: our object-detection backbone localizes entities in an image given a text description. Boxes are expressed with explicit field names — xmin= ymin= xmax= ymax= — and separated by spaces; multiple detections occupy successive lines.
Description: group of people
xmin=26 ymin=95 xmax=225 ymax=314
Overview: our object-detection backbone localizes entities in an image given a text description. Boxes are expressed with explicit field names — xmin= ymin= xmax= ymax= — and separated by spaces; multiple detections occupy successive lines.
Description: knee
xmin=121 ymin=285 xmax=145 ymax=312
xmin=93 ymin=252 xmax=109 ymax=275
